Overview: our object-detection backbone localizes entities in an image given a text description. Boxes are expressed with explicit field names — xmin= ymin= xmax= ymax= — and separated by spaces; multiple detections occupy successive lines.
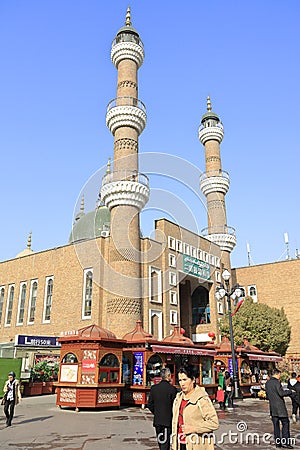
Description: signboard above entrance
xmin=182 ymin=254 xmax=210 ymax=280
xmin=15 ymin=335 xmax=61 ymax=348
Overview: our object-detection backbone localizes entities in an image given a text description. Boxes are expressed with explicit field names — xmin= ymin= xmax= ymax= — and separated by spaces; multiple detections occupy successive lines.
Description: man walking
xmin=287 ymin=372 xmax=300 ymax=423
xmin=265 ymin=368 xmax=293 ymax=449
xmin=3 ymin=371 xmax=22 ymax=427
xmin=148 ymin=367 xmax=177 ymax=450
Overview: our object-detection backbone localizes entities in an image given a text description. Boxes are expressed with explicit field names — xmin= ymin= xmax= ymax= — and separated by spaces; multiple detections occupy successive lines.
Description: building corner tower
xmin=198 ymin=97 xmax=236 ymax=270
xmin=100 ymin=7 xmax=150 ymax=336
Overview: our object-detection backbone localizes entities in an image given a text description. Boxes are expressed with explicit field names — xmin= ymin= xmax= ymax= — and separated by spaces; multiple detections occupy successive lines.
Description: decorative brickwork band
xmin=107 ymin=297 xmax=142 ymax=314
xmin=109 ymin=247 xmax=139 ymax=262
xmin=207 ymin=199 xmax=226 ymax=209
xmin=114 ymin=138 xmax=138 ymax=153
xmin=206 ymin=156 xmax=221 ymax=164
xmin=118 ymin=80 xmax=137 ymax=89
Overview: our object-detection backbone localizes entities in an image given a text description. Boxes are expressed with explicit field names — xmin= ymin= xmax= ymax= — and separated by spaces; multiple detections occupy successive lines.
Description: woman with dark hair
xmin=224 ymin=371 xmax=234 ymax=410
xmin=3 ymin=371 xmax=22 ymax=427
xmin=171 ymin=366 xmax=219 ymax=450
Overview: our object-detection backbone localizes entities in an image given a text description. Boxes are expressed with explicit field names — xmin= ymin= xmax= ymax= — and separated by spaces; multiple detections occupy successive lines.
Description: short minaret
xmin=100 ymin=8 xmax=149 ymax=336
xmin=198 ymin=97 xmax=236 ymax=269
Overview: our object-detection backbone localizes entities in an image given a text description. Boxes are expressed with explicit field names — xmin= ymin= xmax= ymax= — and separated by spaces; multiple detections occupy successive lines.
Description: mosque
xmin=0 ymin=8 xmax=299 ymax=372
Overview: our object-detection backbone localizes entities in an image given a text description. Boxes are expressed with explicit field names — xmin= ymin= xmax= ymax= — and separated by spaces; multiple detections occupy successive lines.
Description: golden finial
xmin=125 ymin=6 xmax=131 ymax=26
xmin=106 ymin=157 xmax=111 ymax=174
xmin=27 ymin=231 xmax=32 ymax=250
xmin=80 ymin=195 xmax=85 ymax=213
xmin=207 ymin=96 xmax=212 ymax=112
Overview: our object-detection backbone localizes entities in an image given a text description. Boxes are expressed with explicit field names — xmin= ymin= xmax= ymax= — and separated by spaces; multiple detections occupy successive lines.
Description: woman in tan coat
xmin=3 ymin=371 xmax=22 ymax=427
xmin=171 ymin=366 xmax=219 ymax=450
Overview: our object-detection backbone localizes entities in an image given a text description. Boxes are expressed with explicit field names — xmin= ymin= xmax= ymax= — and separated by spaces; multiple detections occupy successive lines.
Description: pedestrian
xmin=287 ymin=372 xmax=300 ymax=423
xmin=148 ymin=367 xmax=178 ymax=450
xmin=224 ymin=371 xmax=234 ymax=410
xmin=171 ymin=366 xmax=219 ymax=450
xmin=216 ymin=384 xmax=225 ymax=410
xmin=265 ymin=368 xmax=294 ymax=449
xmin=3 ymin=371 xmax=22 ymax=427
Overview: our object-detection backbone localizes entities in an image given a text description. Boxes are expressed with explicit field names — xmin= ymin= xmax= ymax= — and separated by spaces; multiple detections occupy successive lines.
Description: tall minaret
xmin=198 ymin=97 xmax=236 ymax=270
xmin=100 ymin=7 xmax=149 ymax=336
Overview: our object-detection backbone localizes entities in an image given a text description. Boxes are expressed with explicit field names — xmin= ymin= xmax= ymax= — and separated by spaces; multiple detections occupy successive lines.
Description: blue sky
xmin=0 ymin=0 xmax=299 ymax=268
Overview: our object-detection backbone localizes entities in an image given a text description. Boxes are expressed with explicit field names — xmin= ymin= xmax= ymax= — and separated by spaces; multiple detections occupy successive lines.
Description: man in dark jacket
xmin=265 ymin=368 xmax=294 ymax=449
xmin=148 ymin=367 xmax=177 ymax=450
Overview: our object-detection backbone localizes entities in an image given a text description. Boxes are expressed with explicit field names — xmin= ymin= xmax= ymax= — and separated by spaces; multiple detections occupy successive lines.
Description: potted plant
xmin=23 ymin=361 xmax=59 ymax=395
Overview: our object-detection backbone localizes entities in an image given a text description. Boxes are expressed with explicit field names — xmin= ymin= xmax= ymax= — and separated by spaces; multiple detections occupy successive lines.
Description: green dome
xmin=69 ymin=206 xmax=111 ymax=243
xmin=201 ymin=111 xmax=220 ymax=123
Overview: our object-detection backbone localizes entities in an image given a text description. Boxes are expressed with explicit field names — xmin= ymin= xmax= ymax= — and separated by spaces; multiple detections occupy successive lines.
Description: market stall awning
xmin=248 ymin=354 xmax=282 ymax=362
xmin=151 ymin=345 xmax=215 ymax=356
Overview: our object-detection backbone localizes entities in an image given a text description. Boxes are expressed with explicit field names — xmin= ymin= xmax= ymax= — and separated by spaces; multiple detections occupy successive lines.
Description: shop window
xmin=146 ymin=354 xmax=163 ymax=386
xmin=99 ymin=353 xmax=119 ymax=384
xmin=191 ymin=286 xmax=210 ymax=325
xmin=0 ymin=287 xmax=4 ymax=324
xmin=28 ymin=280 xmax=38 ymax=324
xmin=62 ymin=353 xmax=78 ymax=364
xmin=122 ymin=356 xmax=131 ymax=384
xmin=240 ymin=360 xmax=252 ymax=384
xmin=60 ymin=353 xmax=78 ymax=383
xmin=5 ymin=285 xmax=15 ymax=326
xmin=17 ymin=283 xmax=27 ymax=325
xmin=201 ymin=357 xmax=214 ymax=385
xmin=82 ymin=269 xmax=93 ymax=318
xmin=43 ymin=277 xmax=53 ymax=322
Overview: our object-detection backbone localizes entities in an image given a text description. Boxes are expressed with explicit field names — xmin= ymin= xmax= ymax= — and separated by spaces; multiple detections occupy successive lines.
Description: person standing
xmin=287 ymin=372 xmax=300 ymax=423
xmin=224 ymin=371 xmax=234 ymax=410
xmin=3 ymin=371 xmax=22 ymax=427
xmin=148 ymin=367 xmax=178 ymax=450
xmin=265 ymin=368 xmax=293 ymax=449
xmin=171 ymin=366 xmax=219 ymax=450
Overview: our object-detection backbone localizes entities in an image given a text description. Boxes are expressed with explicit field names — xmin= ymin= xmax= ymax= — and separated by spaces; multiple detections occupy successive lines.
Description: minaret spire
xmin=207 ymin=95 xmax=212 ymax=112
xmin=27 ymin=231 xmax=32 ymax=250
xmin=125 ymin=6 xmax=131 ymax=26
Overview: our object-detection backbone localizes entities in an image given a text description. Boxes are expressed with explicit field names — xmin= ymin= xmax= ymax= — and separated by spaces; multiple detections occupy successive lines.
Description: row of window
xmin=0 ymin=269 xmax=94 ymax=327
xmin=168 ymin=236 xmax=220 ymax=267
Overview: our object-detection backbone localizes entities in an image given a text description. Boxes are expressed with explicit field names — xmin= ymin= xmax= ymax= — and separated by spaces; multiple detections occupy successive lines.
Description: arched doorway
xmin=191 ymin=286 xmax=210 ymax=325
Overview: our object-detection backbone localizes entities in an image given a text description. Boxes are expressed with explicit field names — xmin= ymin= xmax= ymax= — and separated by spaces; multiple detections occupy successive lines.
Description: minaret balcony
xmin=106 ymin=97 xmax=147 ymax=135
xmin=201 ymin=225 xmax=236 ymax=253
xmin=111 ymin=37 xmax=144 ymax=68
xmin=100 ymin=170 xmax=150 ymax=211
xmin=198 ymin=123 xmax=224 ymax=144
xmin=200 ymin=170 xmax=230 ymax=195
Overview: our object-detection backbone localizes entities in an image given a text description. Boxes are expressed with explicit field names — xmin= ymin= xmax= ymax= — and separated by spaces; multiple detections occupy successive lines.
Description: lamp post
xmin=215 ymin=269 xmax=242 ymax=399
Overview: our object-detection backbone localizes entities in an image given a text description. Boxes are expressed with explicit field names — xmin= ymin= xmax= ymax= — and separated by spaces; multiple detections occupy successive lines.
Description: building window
xmin=169 ymin=290 xmax=177 ymax=305
xmin=191 ymin=286 xmax=210 ymax=325
xmin=17 ymin=283 xmax=27 ymax=325
xmin=169 ymin=272 xmax=177 ymax=286
xmin=168 ymin=236 xmax=176 ymax=250
xmin=28 ymin=280 xmax=38 ymax=324
xmin=191 ymin=246 xmax=197 ymax=258
xmin=176 ymin=240 xmax=182 ymax=253
xmin=240 ymin=287 xmax=246 ymax=298
xmin=83 ymin=269 xmax=93 ymax=318
xmin=210 ymin=255 xmax=215 ymax=265
xmin=149 ymin=309 xmax=163 ymax=340
xmin=0 ymin=287 xmax=5 ymax=324
xmin=170 ymin=310 xmax=178 ymax=325
xmin=215 ymin=257 xmax=220 ymax=268
xmin=5 ymin=285 xmax=15 ymax=326
xmin=99 ymin=353 xmax=120 ymax=384
xmin=248 ymin=285 xmax=257 ymax=302
xmin=215 ymin=271 xmax=221 ymax=282
xmin=169 ymin=253 xmax=176 ymax=268
xmin=43 ymin=277 xmax=53 ymax=322
xmin=149 ymin=267 xmax=162 ymax=303
xmin=183 ymin=243 xmax=190 ymax=255
xmin=197 ymin=249 xmax=203 ymax=260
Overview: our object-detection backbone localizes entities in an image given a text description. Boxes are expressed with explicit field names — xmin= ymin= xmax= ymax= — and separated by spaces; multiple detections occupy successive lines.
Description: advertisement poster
xmin=82 ymin=359 xmax=96 ymax=372
xmin=133 ymin=352 xmax=144 ymax=385
xmin=228 ymin=358 xmax=238 ymax=377
xmin=60 ymin=364 xmax=78 ymax=383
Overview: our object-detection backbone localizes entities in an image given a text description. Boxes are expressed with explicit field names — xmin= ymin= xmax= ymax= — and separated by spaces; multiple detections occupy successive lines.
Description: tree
xmin=219 ymin=297 xmax=291 ymax=355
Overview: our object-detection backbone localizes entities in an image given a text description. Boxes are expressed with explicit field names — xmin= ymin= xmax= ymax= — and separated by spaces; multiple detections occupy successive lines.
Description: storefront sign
xmin=182 ymin=255 xmax=210 ymax=280
xmin=16 ymin=335 xmax=61 ymax=348
xmin=133 ymin=352 xmax=144 ymax=385
xmin=82 ymin=359 xmax=96 ymax=372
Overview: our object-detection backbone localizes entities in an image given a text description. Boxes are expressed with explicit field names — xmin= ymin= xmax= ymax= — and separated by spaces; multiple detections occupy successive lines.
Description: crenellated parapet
xmin=106 ymin=97 xmax=146 ymax=135
xmin=111 ymin=40 xmax=144 ymax=68
xmin=201 ymin=225 xmax=236 ymax=252
xmin=198 ymin=123 xmax=224 ymax=144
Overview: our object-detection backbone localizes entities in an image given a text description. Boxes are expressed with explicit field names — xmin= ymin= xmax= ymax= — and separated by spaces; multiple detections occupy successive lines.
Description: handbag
xmin=1 ymin=395 xmax=6 ymax=405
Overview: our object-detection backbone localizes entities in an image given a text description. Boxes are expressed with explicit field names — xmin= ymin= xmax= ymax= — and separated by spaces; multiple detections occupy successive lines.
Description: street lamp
xmin=215 ymin=269 xmax=242 ymax=399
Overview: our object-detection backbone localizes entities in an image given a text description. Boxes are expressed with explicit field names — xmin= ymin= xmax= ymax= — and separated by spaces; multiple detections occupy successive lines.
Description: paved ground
xmin=0 ymin=395 xmax=300 ymax=449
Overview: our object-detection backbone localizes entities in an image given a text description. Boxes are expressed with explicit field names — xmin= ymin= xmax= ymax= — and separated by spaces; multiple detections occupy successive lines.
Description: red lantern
xmin=180 ymin=328 xmax=185 ymax=335
xmin=208 ymin=332 xmax=215 ymax=339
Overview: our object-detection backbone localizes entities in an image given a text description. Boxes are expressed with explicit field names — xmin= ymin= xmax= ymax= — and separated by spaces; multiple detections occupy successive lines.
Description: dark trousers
xmin=4 ymin=399 xmax=15 ymax=426
xmin=155 ymin=425 xmax=172 ymax=450
xmin=225 ymin=390 xmax=234 ymax=408
xmin=291 ymin=397 xmax=300 ymax=415
xmin=271 ymin=416 xmax=291 ymax=447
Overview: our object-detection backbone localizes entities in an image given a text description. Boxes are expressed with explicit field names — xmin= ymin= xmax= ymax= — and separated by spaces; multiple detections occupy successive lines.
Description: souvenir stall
xmin=55 ymin=324 xmax=125 ymax=411
xmin=215 ymin=336 xmax=283 ymax=397
xmin=122 ymin=322 xmax=217 ymax=407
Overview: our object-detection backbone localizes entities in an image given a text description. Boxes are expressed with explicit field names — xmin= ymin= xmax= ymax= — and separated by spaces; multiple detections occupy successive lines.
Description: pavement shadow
xmin=17 ymin=415 xmax=53 ymax=425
